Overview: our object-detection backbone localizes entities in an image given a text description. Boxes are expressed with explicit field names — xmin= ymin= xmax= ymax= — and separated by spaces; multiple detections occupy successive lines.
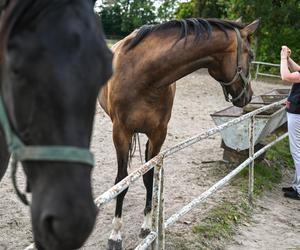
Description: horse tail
xmin=128 ymin=133 xmax=143 ymax=167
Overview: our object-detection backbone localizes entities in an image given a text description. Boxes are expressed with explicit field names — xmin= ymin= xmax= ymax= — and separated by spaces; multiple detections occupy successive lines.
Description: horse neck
xmin=120 ymin=28 xmax=235 ymax=88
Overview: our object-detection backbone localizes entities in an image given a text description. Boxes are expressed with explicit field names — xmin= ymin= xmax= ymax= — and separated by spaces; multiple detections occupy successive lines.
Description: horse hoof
xmin=107 ymin=239 xmax=122 ymax=250
xmin=139 ymin=228 xmax=151 ymax=238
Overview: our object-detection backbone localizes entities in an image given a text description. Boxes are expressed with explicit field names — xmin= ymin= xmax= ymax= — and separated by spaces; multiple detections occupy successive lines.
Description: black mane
xmin=126 ymin=18 xmax=245 ymax=51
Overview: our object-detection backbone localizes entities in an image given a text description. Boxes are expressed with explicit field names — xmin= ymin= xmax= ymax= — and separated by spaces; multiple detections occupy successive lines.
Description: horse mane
xmin=126 ymin=18 xmax=246 ymax=51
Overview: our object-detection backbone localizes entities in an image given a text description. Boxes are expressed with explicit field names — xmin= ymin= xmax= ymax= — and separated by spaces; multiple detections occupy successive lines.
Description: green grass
xmin=188 ymin=137 xmax=293 ymax=249
xmin=236 ymin=137 xmax=293 ymax=195
xmin=192 ymin=200 xmax=251 ymax=249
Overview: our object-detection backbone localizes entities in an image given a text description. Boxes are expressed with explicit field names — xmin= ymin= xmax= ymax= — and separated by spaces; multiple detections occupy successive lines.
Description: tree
xmin=99 ymin=2 xmax=123 ymax=36
xmin=157 ymin=0 xmax=178 ymax=22
xmin=175 ymin=0 xmax=300 ymax=64
xmin=175 ymin=0 xmax=230 ymax=19
xmin=194 ymin=0 xmax=230 ymax=18
xmin=121 ymin=0 xmax=156 ymax=33
xmin=98 ymin=0 xmax=156 ymax=37
xmin=175 ymin=1 xmax=195 ymax=19
xmin=227 ymin=0 xmax=300 ymax=63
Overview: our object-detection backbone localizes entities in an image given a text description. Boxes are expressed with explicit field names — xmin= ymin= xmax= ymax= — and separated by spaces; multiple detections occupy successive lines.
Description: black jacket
xmin=287 ymin=79 xmax=300 ymax=114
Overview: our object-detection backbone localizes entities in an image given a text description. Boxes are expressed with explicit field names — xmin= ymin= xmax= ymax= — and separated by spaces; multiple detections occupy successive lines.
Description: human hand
xmin=281 ymin=46 xmax=291 ymax=59
xmin=287 ymin=46 xmax=291 ymax=57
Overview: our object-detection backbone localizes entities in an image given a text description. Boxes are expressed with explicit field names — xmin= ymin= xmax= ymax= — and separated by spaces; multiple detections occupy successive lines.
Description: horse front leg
xmin=140 ymin=128 xmax=167 ymax=238
xmin=107 ymin=124 xmax=132 ymax=250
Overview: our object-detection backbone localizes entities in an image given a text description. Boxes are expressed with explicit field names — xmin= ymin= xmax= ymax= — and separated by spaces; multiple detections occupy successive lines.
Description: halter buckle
xmin=237 ymin=66 xmax=243 ymax=73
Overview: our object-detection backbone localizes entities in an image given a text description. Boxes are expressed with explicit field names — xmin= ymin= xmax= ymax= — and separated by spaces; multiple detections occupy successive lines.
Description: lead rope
xmin=137 ymin=133 xmax=143 ymax=164
xmin=11 ymin=156 xmax=29 ymax=205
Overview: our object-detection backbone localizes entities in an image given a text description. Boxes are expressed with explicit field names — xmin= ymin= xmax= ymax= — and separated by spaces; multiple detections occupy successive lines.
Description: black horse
xmin=0 ymin=0 xmax=112 ymax=249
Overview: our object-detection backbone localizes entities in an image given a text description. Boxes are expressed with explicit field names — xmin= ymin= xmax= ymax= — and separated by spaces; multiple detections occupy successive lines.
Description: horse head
xmin=0 ymin=0 xmax=112 ymax=249
xmin=208 ymin=19 xmax=260 ymax=107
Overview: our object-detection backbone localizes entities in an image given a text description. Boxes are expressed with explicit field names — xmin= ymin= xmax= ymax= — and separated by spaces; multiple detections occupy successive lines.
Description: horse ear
xmin=235 ymin=17 xmax=243 ymax=23
xmin=242 ymin=19 xmax=260 ymax=36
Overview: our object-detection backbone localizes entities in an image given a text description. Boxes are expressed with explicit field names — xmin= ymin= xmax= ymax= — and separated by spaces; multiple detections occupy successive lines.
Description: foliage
xmin=98 ymin=0 xmax=156 ymax=36
xmin=121 ymin=0 xmax=156 ymax=34
xmin=224 ymin=0 xmax=300 ymax=66
xmin=175 ymin=1 xmax=195 ymax=19
xmin=175 ymin=0 xmax=229 ymax=19
xmin=99 ymin=2 xmax=123 ymax=36
xmin=175 ymin=0 xmax=300 ymax=64
xmin=234 ymin=136 xmax=292 ymax=196
xmin=98 ymin=0 xmax=300 ymax=64
xmin=193 ymin=0 xmax=230 ymax=18
xmin=157 ymin=0 xmax=178 ymax=22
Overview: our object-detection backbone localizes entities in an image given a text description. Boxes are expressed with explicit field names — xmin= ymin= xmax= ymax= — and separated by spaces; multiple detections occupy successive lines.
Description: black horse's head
xmin=1 ymin=0 xmax=112 ymax=249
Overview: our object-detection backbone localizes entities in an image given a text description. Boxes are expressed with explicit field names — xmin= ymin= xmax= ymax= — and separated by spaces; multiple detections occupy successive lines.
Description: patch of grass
xmin=266 ymin=137 xmax=294 ymax=168
xmin=237 ymin=161 xmax=282 ymax=196
xmin=236 ymin=137 xmax=292 ymax=195
xmin=192 ymin=200 xmax=251 ymax=249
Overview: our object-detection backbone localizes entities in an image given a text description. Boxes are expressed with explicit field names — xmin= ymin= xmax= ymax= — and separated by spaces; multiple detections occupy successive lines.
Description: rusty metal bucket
xmin=210 ymin=89 xmax=289 ymax=151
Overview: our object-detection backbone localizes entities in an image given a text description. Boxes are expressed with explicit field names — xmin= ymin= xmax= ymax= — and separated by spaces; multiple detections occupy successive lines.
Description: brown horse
xmin=99 ymin=18 xmax=259 ymax=249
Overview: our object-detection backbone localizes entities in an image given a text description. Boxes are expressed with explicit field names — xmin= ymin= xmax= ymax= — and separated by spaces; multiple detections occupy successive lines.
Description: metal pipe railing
xmin=164 ymin=132 xmax=288 ymax=228
xmin=24 ymin=98 xmax=287 ymax=250
xmin=252 ymin=61 xmax=281 ymax=79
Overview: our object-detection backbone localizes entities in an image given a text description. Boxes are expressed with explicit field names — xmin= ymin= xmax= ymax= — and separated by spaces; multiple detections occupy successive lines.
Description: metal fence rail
xmin=94 ymin=99 xmax=286 ymax=210
xmin=252 ymin=61 xmax=281 ymax=80
xmin=164 ymin=132 xmax=288 ymax=228
xmin=137 ymin=132 xmax=288 ymax=250
xmin=24 ymin=98 xmax=287 ymax=250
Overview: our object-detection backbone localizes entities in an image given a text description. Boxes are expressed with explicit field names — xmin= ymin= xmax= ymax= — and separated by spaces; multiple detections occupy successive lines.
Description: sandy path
xmin=0 ymin=70 xmax=289 ymax=249
xmin=226 ymin=174 xmax=300 ymax=250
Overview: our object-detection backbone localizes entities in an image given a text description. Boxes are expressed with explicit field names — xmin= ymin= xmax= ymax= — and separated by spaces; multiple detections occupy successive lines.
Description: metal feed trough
xmin=211 ymin=89 xmax=289 ymax=151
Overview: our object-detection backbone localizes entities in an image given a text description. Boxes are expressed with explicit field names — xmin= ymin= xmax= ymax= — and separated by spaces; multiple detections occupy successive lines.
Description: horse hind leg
xmin=139 ymin=128 xmax=167 ymax=238
xmin=107 ymin=125 xmax=132 ymax=250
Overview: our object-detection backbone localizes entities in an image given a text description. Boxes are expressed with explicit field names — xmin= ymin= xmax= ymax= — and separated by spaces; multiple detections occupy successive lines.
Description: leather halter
xmin=218 ymin=27 xmax=251 ymax=103
xmin=0 ymin=1 xmax=95 ymax=205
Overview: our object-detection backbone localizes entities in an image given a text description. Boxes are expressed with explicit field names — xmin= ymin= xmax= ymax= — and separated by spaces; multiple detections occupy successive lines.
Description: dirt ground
xmin=0 ymin=70 xmax=297 ymax=250
xmin=225 ymin=173 xmax=300 ymax=250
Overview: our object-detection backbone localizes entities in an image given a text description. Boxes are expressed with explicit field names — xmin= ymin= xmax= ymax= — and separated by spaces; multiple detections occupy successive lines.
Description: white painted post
xmin=255 ymin=64 xmax=260 ymax=80
xmin=151 ymin=161 xmax=162 ymax=250
xmin=248 ymin=116 xmax=255 ymax=205
xmin=158 ymin=162 xmax=165 ymax=250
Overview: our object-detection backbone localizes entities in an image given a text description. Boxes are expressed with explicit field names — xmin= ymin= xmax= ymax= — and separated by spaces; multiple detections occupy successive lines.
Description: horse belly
xmin=125 ymin=102 xmax=172 ymax=135
xmin=113 ymin=85 xmax=176 ymax=134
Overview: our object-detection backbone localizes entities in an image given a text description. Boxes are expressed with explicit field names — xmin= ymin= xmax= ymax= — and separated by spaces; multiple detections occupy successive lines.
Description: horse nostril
xmin=39 ymin=208 xmax=96 ymax=249
xmin=42 ymin=214 xmax=57 ymax=237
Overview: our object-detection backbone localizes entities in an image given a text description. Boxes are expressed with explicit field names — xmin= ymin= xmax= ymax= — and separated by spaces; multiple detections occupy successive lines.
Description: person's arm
xmin=281 ymin=46 xmax=300 ymax=83
xmin=288 ymin=57 xmax=300 ymax=72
